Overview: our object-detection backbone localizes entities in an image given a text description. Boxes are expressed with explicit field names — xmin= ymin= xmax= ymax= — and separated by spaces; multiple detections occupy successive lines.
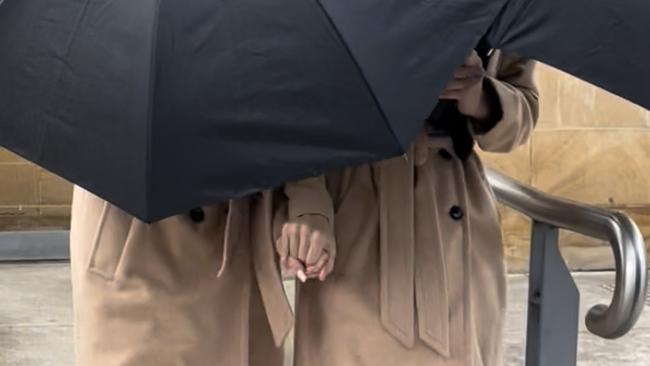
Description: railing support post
xmin=526 ymin=221 xmax=580 ymax=366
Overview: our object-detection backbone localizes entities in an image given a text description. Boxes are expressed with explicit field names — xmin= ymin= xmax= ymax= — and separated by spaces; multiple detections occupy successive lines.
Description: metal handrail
xmin=486 ymin=168 xmax=647 ymax=339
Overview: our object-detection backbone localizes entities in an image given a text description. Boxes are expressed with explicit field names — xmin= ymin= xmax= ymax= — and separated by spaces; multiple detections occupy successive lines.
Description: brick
xmin=38 ymin=169 xmax=73 ymax=205
xmin=534 ymin=64 xmax=562 ymax=130
xmin=0 ymin=164 xmax=38 ymax=205
xmin=480 ymin=141 xmax=532 ymax=185
xmin=532 ymin=129 xmax=650 ymax=206
xmin=39 ymin=206 xmax=72 ymax=219
xmin=0 ymin=149 xmax=25 ymax=163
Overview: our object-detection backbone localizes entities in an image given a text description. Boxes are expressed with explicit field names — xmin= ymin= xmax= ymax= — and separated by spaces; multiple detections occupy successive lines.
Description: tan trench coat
xmin=70 ymin=187 xmax=293 ymax=366
xmin=288 ymin=52 xmax=539 ymax=366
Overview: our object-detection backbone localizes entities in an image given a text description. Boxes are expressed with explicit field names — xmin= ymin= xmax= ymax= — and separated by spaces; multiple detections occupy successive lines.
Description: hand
xmin=276 ymin=215 xmax=335 ymax=282
xmin=440 ymin=50 xmax=491 ymax=120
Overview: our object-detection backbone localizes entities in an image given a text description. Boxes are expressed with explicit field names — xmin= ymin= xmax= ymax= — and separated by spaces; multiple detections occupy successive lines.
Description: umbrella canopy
xmin=487 ymin=0 xmax=650 ymax=110
xmin=0 ymin=0 xmax=648 ymax=222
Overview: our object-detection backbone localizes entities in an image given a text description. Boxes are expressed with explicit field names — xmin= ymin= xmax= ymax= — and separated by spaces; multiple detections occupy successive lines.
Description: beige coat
xmin=288 ymin=52 xmax=539 ymax=366
xmin=70 ymin=188 xmax=292 ymax=366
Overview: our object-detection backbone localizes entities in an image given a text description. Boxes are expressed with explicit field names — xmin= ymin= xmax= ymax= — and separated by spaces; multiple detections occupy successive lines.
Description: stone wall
xmin=0 ymin=149 xmax=72 ymax=231
xmin=481 ymin=63 xmax=650 ymax=272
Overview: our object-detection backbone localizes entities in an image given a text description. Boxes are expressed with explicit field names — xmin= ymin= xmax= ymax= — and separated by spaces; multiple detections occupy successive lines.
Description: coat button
xmin=449 ymin=206 xmax=464 ymax=221
xmin=438 ymin=149 xmax=453 ymax=160
xmin=189 ymin=207 xmax=205 ymax=223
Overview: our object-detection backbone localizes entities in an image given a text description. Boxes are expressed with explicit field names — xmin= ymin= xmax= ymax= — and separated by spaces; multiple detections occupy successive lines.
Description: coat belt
xmin=251 ymin=193 xmax=295 ymax=347
xmin=215 ymin=195 xmax=294 ymax=348
xmin=377 ymin=134 xmax=463 ymax=357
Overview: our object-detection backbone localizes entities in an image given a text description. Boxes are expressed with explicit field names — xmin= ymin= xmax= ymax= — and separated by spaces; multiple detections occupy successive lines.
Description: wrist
xmin=466 ymin=96 xmax=491 ymax=121
xmin=468 ymin=78 xmax=504 ymax=134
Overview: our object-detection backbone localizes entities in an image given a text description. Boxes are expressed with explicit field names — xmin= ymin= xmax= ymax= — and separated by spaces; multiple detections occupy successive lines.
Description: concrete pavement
xmin=0 ymin=263 xmax=648 ymax=366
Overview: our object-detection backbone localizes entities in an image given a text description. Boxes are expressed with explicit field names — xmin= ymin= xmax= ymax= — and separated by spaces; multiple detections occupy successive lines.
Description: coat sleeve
xmin=469 ymin=51 xmax=539 ymax=153
xmin=284 ymin=176 xmax=334 ymax=224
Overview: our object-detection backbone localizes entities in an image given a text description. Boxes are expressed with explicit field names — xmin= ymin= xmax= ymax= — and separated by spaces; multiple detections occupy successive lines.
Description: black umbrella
xmin=486 ymin=0 xmax=650 ymax=110
xmin=0 ymin=0 xmax=648 ymax=222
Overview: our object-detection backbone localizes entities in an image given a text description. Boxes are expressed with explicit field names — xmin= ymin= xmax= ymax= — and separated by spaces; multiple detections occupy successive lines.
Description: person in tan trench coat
xmin=69 ymin=187 xmax=294 ymax=366
xmin=281 ymin=50 xmax=539 ymax=366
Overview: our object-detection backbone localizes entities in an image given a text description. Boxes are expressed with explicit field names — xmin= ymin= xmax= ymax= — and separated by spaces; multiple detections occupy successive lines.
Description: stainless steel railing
xmin=486 ymin=168 xmax=647 ymax=339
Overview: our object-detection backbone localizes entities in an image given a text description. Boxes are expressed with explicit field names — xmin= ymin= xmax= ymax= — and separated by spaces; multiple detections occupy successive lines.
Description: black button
xmin=438 ymin=149 xmax=453 ymax=160
xmin=189 ymin=207 xmax=205 ymax=223
xmin=449 ymin=206 xmax=464 ymax=221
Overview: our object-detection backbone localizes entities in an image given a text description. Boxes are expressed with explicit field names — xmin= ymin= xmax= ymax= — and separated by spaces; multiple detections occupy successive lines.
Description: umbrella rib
xmin=35 ymin=0 xmax=93 ymax=163
xmin=144 ymin=0 xmax=164 ymax=219
xmin=312 ymin=0 xmax=402 ymax=148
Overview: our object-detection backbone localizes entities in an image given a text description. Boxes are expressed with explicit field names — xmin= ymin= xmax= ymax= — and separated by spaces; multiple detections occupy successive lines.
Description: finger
xmin=275 ymin=234 xmax=289 ymax=261
xmin=306 ymin=252 xmax=329 ymax=274
xmin=287 ymin=225 xmax=300 ymax=260
xmin=322 ymin=256 xmax=336 ymax=280
xmin=287 ymin=256 xmax=306 ymax=277
xmin=282 ymin=265 xmax=297 ymax=279
xmin=444 ymin=79 xmax=471 ymax=92
xmin=305 ymin=232 xmax=325 ymax=266
xmin=287 ymin=256 xmax=305 ymax=269
xmin=316 ymin=257 xmax=334 ymax=281
xmin=464 ymin=50 xmax=482 ymax=67
xmin=282 ymin=268 xmax=297 ymax=279
xmin=298 ymin=225 xmax=309 ymax=262
xmin=296 ymin=269 xmax=308 ymax=283
xmin=280 ymin=257 xmax=297 ymax=279
xmin=447 ymin=77 xmax=480 ymax=91
xmin=319 ymin=266 xmax=329 ymax=282
xmin=457 ymin=66 xmax=484 ymax=80
xmin=454 ymin=67 xmax=483 ymax=80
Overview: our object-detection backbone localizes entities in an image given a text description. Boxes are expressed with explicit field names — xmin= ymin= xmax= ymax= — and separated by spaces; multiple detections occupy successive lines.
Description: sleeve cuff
xmin=285 ymin=177 xmax=334 ymax=224
xmin=468 ymin=77 xmax=504 ymax=135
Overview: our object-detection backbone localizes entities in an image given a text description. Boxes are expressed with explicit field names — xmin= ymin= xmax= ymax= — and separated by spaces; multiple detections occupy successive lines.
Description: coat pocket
xmin=87 ymin=202 xmax=134 ymax=281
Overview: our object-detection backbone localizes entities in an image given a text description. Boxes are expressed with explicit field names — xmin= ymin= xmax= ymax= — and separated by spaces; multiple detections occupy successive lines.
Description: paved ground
xmin=0 ymin=263 xmax=648 ymax=365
